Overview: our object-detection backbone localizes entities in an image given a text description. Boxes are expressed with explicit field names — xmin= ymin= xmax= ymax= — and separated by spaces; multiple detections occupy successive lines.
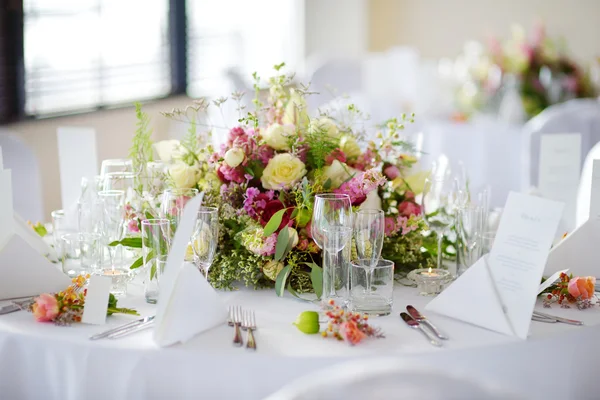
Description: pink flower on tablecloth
xmin=568 ymin=276 xmax=596 ymax=300
xmin=32 ymin=293 xmax=59 ymax=322
xmin=339 ymin=320 xmax=367 ymax=345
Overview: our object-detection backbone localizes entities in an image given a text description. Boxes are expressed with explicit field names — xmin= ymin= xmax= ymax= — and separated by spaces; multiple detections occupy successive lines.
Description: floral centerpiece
xmin=455 ymin=23 xmax=597 ymax=119
xmin=124 ymin=64 xmax=433 ymax=297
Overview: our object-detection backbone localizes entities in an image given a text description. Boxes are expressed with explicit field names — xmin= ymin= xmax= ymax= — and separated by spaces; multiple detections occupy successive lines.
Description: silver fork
xmin=232 ymin=306 xmax=244 ymax=347
xmin=243 ymin=310 xmax=257 ymax=351
xmin=227 ymin=306 xmax=235 ymax=327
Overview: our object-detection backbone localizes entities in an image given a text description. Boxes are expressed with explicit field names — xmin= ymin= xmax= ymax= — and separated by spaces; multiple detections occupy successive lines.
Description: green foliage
xmin=129 ymin=102 xmax=154 ymax=195
xmin=274 ymin=227 xmax=290 ymax=262
xmin=208 ymin=247 xmax=272 ymax=290
xmin=109 ymin=237 xmax=142 ymax=248
xmin=275 ymin=264 xmax=292 ymax=297
xmin=180 ymin=116 xmax=201 ymax=166
xmin=304 ymin=126 xmax=339 ymax=170
xmin=263 ymin=209 xmax=286 ymax=236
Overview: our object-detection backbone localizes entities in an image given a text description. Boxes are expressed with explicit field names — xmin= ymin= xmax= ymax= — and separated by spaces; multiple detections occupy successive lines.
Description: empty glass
xmin=350 ymin=259 xmax=395 ymax=316
xmin=51 ymin=209 xmax=76 ymax=250
xmin=312 ymin=193 xmax=353 ymax=307
xmin=142 ymin=219 xmax=171 ymax=304
xmin=481 ymin=231 xmax=496 ymax=255
xmin=100 ymin=159 xmax=134 ymax=177
xmin=160 ymin=188 xmax=199 ymax=231
xmin=354 ymin=209 xmax=385 ymax=297
xmin=145 ymin=161 xmax=168 ymax=196
xmin=456 ymin=206 xmax=485 ymax=275
xmin=60 ymin=233 xmax=102 ymax=278
xmin=102 ymin=172 xmax=137 ymax=205
xmin=191 ymin=207 xmax=219 ymax=280
xmin=422 ymin=176 xmax=457 ymax=270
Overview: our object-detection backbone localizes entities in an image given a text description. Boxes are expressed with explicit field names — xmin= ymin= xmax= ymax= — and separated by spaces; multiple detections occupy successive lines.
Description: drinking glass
xmin=312 ymin=193 xmax=353 ymax=307
xmin=456 ymin=206 xmax=484 ymax=275
xmin=60 ymin=233 xmax=102 ymax=278
xmin=145 ymin=161 xmax=168 ymax=196
xmin=51 ymin=209 xmax=76 ymax=250
xmin=353 ymin=209 xmax=385 ymax=296
xmin=480 ymin=231 xmax=496 ymax=255
xmin=142 ymin=219 xmax=171 ymax=304
xmin=160 ymin=188 xmax=199 ymax=231
xmin=191 ymin=207 xmax=219 ymax=280
xmin=422 ymin=176 xmax=457 ymax=270
xmin=350 ymin=259 xmax=394 ymax=316
xmin=102 ymin=172 xmax=137 ymax=204
xmin=100 ymin=159 xmax=134 ymax=177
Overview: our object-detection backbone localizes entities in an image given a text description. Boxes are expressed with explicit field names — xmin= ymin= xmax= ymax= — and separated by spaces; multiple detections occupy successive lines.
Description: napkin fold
xmin=153 ymin=194 xmax=228 ymax=347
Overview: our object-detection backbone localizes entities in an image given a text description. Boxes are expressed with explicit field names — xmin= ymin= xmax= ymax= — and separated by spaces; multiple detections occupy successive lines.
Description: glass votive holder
xmin=408 ymin=268 xmax=452 ymax=296
xmin=60 ymin=233 xmax=102 ymax=278
xmin=142 ymin=219 xmax=172 ymax=304
xmin=349 ymin=259 xmax=394 ymax=316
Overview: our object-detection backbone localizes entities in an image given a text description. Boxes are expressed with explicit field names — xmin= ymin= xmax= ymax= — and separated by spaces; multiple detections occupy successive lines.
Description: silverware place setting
xmin=89 ymin=315 xmax=155 ymax=340
xmin=406 ymin=305 xmax=448 ymax=340
xmin=531 ymin=310 xmax=583 ymax=326
xmin=229 ymin=305 xmax=257 ymax=350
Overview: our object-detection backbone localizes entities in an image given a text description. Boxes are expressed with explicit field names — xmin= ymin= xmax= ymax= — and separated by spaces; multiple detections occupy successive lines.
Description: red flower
xmin=325 ymin=148 xmax=347 ymax=166
xmin=260 ymin=200 xmax=292 ymax=231
xmin=398 ymin=200 xmax=421 ymax=217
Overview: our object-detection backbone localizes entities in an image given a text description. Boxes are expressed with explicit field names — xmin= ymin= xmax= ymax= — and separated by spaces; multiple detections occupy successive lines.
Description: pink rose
xmin=32 ymin=293 xmax=60 ymax=322
xmin=398 ymin=201 xmax=421 ymax=217
xmin=383 ymin=165 xmax=401 ymax=180
xmin=568 ymin=276 xmax=596 ymax=300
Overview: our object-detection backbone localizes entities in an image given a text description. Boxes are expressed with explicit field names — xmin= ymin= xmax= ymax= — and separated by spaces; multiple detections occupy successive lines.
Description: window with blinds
xmin=23 ymin=0 xmax=171 ymax=116
xmin=186 ymin=0 xmax=304 ymax=97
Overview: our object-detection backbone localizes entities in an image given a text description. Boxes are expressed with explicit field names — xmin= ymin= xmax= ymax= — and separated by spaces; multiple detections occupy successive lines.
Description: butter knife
xmin=108 ymin=319 xmax=154 ymax=339
xmin=89 ymin=315 xmax=155 ymax=340
xmin=400 ymin=312 xmax=442 ymax=347
xmin=0 ymin=304 xmax=20 ymax=315
xmin=406 ymin=305 xmax=448 ymax=340
xmin=532 ymin=311 xmax=583 ymax=326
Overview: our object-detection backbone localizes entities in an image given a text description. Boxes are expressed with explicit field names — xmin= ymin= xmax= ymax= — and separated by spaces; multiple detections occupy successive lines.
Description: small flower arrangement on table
xmin=540 ymin=272 xmax=597 ymax=310
xmin=20 ymin=275 xmax=138 ymax=325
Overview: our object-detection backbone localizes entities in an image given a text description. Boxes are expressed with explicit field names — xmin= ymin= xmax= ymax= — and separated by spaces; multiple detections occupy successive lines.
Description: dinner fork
xmin=243 ymin=310 xmax=257 ymax=351
xmin=232 ymin=305 xmax=244 ymax=347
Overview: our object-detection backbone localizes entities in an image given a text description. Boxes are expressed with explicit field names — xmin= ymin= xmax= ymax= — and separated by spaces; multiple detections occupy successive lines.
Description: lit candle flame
xmin=428 ymin=267 xmax=433 ymax=274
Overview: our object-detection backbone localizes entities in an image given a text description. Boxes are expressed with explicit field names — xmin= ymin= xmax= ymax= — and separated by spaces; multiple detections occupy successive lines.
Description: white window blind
xmin=186 ymin=0 xmax=304 ymax=97
xmin=24 ymin=0 xmax=171 ymax=116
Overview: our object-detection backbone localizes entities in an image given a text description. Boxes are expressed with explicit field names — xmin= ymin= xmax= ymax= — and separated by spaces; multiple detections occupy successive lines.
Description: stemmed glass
xmin=191 ymin=206 xmax=219 ymax=280
xmin=100 ymin=159 xmax=134 ymax=177
xmin=160 ymin=188 xmax=199 ymax=231
xmin=97 ymin=190 xmax=125 ymax=271
xmin=456 ymin=206 xmax=485 ymax=275
xmin=311 ymin=194 xmax=353 ymax=306
xmin=422 ymin=176 xmax=457 ymax=270
xmin=353 ymin=209 xmax=385 ymax=296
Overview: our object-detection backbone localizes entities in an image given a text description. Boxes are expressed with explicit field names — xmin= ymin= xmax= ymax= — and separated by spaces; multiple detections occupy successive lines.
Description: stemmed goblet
xmin=353 ymin=209 xmax=385 ymax=296
xmin=191 ymin=206 xmax=219 ymax=280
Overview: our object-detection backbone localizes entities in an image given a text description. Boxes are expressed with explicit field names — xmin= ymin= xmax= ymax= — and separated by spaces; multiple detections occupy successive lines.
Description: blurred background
xmin=0 ymin=0 xmax=599 ymax=219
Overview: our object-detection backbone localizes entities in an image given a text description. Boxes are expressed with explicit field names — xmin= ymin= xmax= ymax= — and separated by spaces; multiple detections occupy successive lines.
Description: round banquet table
xmin=1 ymin=281 xmax=599 ymax=400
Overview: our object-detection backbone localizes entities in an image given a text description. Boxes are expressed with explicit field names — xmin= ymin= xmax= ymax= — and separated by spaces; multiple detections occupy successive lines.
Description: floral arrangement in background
xmin=20 ymin=275 xmax=138 ymax=325
xmin=124 ymin=63 xmax=433 ymax=297
xmin=541 ymin=272 xmax=597 ymax=310
xmin=455 ymin=22 xmax=597 ymax=119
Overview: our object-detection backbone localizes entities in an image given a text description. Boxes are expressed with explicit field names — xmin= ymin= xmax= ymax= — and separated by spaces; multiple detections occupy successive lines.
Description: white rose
xmin=308 ymin=117 xmax=340 ymax=139
xmin=322 ymin=160 xmax=358 ymax=189
xmin=263 ymin=260 xmax=284 ymax=281
xmin=224 ymin=148 xmax=245 ymax=167
xmin=261 ymin=153 xmax=307 ymax=190
xmin=287 ymin=227 xmax=299 ymax=248
xmin=169 ymin=161 xmax=199 ymax=189
xmin=263 ymin=123 xmax=297 ymax=151
xmin=340 ymin=135 xmax=361 ymax=159
xmin=282 ymin=88 xmax=309 ymax=131
xmin=154 ymin=140 xmax=182 ymax=162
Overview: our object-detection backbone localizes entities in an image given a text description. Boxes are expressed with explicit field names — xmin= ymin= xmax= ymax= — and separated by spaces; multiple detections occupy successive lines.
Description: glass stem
xmin=365 ymin=265 xmax=373 ymax=294
xmin=436 ymin=233 xmax=444 ymax=269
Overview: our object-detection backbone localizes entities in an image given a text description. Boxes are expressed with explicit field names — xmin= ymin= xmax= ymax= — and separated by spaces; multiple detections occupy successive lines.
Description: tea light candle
xmin=408 ymin=268 xmax=452 ymax=296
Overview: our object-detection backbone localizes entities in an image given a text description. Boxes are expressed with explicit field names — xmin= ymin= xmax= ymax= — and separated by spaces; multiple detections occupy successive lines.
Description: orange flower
xmin=339 ymin=320 xmax=367 ymax=345
xmin=568 ymin=276 xmax=596 ymax=300
xmin=32 ymin=293 xmax=60 ymax=322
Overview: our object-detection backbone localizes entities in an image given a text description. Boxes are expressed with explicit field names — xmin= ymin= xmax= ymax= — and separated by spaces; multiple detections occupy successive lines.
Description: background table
xmin=1 ymin=283 xmax=598 ymax=400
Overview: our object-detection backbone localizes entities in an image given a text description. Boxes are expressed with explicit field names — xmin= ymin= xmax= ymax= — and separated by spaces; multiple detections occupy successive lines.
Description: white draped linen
xmin=1 ymin=282 xmax=599 ymax=400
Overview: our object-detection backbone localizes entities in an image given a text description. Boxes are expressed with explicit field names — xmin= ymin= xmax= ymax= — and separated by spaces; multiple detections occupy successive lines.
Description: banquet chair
xmin=307 ymin=57 xmax=363 ymax=114
xmin=0 ymin=129 xmax=44 ymax=222
xmin=576 ymin=141 xmax=600 ymax=227
xmin=265 ymin=358 xmax=522 ymax=400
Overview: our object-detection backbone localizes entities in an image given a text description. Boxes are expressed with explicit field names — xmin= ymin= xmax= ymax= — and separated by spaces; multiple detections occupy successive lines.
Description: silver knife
xmin=532 ymin=311 xmax=583 ymax=326
xmin=89 ymin=315 xmax=155 ymax=340
xmin=0 ymin=304 xmax=21 ymax=315
xmin=406 ymin=305 xmax=448 ymax=340
xmin=108 ymin=319 xmax=155 ymax=339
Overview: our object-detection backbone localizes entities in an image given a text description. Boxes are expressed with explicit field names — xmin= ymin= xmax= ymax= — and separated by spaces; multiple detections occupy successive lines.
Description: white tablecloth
xmin=1 ymin=282 xmax=599 ymax=400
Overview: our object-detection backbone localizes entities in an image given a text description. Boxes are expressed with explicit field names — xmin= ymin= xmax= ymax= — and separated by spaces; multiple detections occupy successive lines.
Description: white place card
xmin=82 ymin=276 xmax=111 ymax=325
xmin=427 ymin=192 xmax=564 ymax=339
xmin=153 ymin=194 xmax=228 ymax=347
xmin=57 ymin=127 xmax=99 ymax=211
xmin=590 ymin=160 xmax=600 ymax=219
xmin=538 ymin=133 xmax=581 ymax=231
xmin=545 ymin=215 xmax=600 ymax=278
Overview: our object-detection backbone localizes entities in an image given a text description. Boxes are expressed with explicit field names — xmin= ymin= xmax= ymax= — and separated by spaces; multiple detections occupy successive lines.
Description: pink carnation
xmin=383 ymin=165 xmax=401 ymax=180
xmin=217 ymin=164 xmax=245 ymax=184
xmin=334 ymin=169 xmax=386 ymax=206
xmin=398 ymin=200 xmax=421 ymax=217
xmin=243 ymin=187 xmax=275 ymax=219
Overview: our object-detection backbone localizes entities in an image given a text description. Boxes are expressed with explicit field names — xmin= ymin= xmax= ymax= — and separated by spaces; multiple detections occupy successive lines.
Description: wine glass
xmin=102 ymin=172 xmax=137 ymax=204
xmin=160 ymin=188 xmax=199 ymax=231
xmin=311 ymin=194 xmax=353 ymax=306
xmin=353 ymin=209 xmax=385 ymax=296
xmin=456 ymin=206 xmax=484 ymax=275
xmin=191 ymin=206 xmax=219 ymax=280
xmin=422 ymin=176 xmax=457 ymax=270
xmin=97 ymin=190 xmax=125 ymax=268
xmin=100 ymin=159 xmax=134 ymax=177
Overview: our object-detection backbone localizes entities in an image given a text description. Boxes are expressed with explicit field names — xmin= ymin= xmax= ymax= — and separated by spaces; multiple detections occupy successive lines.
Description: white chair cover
xmin=522 ymin=98 xmax=600 ymax=190
xmin=265 ymin=358 xmax=522 ymax=400
xmin=576 ymin=141 xmax=600 ymax=227
xmin=0 ymin=130 xmax=44 ymax=222
xmin=307 ymin=57 xmax=363 ymax=114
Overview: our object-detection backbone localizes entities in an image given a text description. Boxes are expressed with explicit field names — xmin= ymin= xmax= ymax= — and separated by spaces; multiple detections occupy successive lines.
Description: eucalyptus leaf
xmin=323 ymin=178 xmax=332 ymax=191
xmin=290 ymin=208 xmax=299 ymax=219
xmin=310 ymin=264 xmax=323 ymax=300
xmin=129 ymin=255 xmax=144 ymax=270
xmin=263 ymin=209 xmax=286 ymax=236
xmin=275 ymin=264 xmax=292 ymax=297
xmin=109 ymin=237 xmax=142 ymax=248
xmin=150 ymin=262 xmax=157 ymax=281
xmin=274 ymin=227 xmax=290 ymax=262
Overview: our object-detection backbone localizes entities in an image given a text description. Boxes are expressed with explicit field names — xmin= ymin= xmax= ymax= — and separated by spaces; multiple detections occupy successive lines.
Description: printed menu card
xmin=427 ymin=192 xmax=564 ymax=339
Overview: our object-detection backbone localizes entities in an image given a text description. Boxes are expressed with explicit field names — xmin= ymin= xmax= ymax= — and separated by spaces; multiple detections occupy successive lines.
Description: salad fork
xmin=232 ymin=306 xmax=244 ymax=347
xmin=243 ymin=310 xmax=257 ymax=350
